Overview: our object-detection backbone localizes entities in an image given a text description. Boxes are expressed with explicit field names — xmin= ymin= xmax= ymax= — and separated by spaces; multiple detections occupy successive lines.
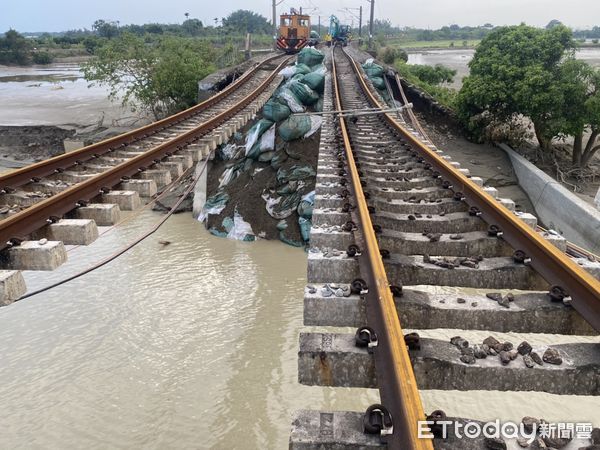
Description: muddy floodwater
xmin=408 ymin=47 xmax=600 ymax=89
xmin=0 ymin=64 xmax=130 ymax=126
xmin=0 ymin=211 xmax=598 ymax=449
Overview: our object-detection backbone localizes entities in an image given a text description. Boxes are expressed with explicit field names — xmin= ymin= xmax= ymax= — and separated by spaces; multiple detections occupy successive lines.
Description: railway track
xmin=292 ymin=46 xmax=600 ymax=449
xmin=0 ymin=53 xmax=291 ymax=304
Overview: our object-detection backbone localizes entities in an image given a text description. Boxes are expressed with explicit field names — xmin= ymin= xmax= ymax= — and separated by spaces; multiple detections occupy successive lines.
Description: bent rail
xmin=0 ymin=53 xmax=285 ymax=189
xmin=0 ymin=55 xmax=291 ymax=250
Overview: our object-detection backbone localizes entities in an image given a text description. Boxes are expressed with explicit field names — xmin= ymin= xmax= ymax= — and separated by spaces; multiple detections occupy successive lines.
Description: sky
xmin=2 ymin=0 xmax=600 ymax=32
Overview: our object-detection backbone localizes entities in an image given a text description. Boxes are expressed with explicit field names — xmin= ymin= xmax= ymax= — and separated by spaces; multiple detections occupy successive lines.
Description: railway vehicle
xmin=325 ymin=15 xmax=351 ymax=46
xmin=277 ymin=9 xmax=311 ymax=53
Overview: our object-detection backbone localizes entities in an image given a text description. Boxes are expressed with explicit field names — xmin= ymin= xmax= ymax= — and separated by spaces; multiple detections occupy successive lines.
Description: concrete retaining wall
xmin=499 ymin=143 xmax=600 ymax=253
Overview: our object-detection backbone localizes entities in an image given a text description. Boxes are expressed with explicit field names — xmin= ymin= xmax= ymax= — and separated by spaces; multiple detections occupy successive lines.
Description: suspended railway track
xmin=0 ymin=53 xmax=291 ymax=304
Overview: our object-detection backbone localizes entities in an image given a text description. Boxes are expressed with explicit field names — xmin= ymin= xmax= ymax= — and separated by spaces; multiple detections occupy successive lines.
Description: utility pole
xmin=318 ymin=16 xmax=321 ymax=36
xmin=368 ymin=0 xmax=375 ymax=50
xmin=272 ymin=0 xmax=277 ymax=43
xmin=359 ymin=6 xmax=363 ymax=39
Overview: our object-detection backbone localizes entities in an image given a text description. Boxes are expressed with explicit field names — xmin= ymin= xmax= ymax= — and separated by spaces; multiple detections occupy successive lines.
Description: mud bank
xmin=0 ymin=125 xmax=74 ymax=162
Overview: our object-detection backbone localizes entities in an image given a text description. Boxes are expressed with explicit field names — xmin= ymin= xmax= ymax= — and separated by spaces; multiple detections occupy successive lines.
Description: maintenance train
xmin=277 ymin=9 xmax=314 ymax=53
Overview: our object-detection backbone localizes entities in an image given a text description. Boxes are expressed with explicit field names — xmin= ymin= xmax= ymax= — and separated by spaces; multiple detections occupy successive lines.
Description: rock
xmin=501 ymin=342 xmax=514 ymax=352
xmin=428 ymin=233 xmax=441 ymax=242
xmin=530 ymin=437 xmax=547 ymax=449
xmin=517 ymin=341 xmax=532 ymax=355
xmin=523 ymin=354 xmax=535 ymax=368
xmin=506 ymin=292 xmax=515 ymax=302
xmin=486 ymin=293 xmax=503 ymax=302
xmin=543 ymin=434 xmax=572 ymax=448
xmin=508 ymin=349 xmax=519 ymax=360
xmin=543 ymin=348 xmax=563 ymax=365
xmin=473 ymin=345 xmax=488 ymax=359
xmin=484 ymin=437 xmax=507 ymax=450
xmin=450 ymin=234 xmax=463 ymax=240
xmin=499 ymin=351 xmax=512 ymax=365
xmin=450 ymin=336 xmax=469 ymax=349
xmin=460 ymin=354 xmax=476 ymax=364
xmin=471 ymin=301 xmax=478 ymax=307
xmin=38 ymin=238 xmax=48 ymax=245
xmin=483 ymin=336 xmax=500 ymax=347
xmin=531 ymin=352 xmax=544 ymax=366
xmin=461 ymin=346 xmax=475 ymax=357
xmin=498 ymin=296 xmax=511 ymax=308
xmin=457 ymin=298 xmax=466 ymax=304
xmin=408 ymin=214 xmax=416 ymax=220
xmin=522 ymin=416 xmax=540 ymax=434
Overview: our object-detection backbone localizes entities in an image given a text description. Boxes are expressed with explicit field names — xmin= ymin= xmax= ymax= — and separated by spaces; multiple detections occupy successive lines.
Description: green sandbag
xmin=288 ymin=81 xmax=319 ymax=106
xmin=363 ymin=61 xmax=384 ymax=78
xmin=277 ymin=165 xmax=316 ymax=183
xmin=278 ymin=115 xmax=312 ymax=141
xmin=295 ymin=63 xmax=312 ymax=75
xmin=279 ymin=230 xmax=304 ymax=247
xmin=300 ymin=72 xmax=325 ymax=94
xmin=298 ymin=217 xmax=312 ymax=242
xmin=371 ymin=76 xmax=386 ymax=90
xmin=298 ymin=47 xmax=325 ymax=67
xmin=291 ymin=73 xmax=305 ymax=81
xmin=263 ymin=99 xmax=291 ymax=122
xmin=271 ymin=150 xmax=289 ymax=169
xmin=315 ymin=97 xmax=323 ymax=113
xmin=258 ymin=151 xmax=275 ymax=162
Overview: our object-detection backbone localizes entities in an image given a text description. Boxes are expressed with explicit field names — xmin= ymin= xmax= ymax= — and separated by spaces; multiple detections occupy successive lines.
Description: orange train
xmin=277 ymin=9 xmax=312 ymax=53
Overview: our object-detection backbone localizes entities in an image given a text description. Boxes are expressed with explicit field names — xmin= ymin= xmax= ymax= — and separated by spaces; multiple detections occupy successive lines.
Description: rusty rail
xmin=343 ymin=46 xmax=600 ymax=331
xmin=0 ymin=53 xmax=285 ymax=189
xmin=0 ymin=56 xmax=291 ymax=250
xmin=332 ymin=46 xmax=433 ymax=450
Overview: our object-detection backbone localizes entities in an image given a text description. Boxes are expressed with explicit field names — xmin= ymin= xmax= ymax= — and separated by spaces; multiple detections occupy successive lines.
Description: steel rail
xmin=392 ymin=74 xmax=600 ymax=263
xmin=0 ymin=57 xmax=292 ymax=250
xmin=343 ymin=47 xmax=600 ymax=331
xmin=332 ymin=46 xmax=433 ymax=450
xmin=0 ymin=53 xmax=286 ymax=189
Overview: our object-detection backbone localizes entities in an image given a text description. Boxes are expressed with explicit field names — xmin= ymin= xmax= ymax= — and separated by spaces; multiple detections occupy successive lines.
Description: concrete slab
xmin=0 ymin=270 xmax=26 ymax=306
xmin=102 ymin=190 xmax=141 ymax=211
xmin=304 ymin=286 xmax=596 ymax=335
xmin=298 ymin=333 xmax=600 ymax=395
xmin=32 ymin=219 xmax=98 ymax=246
xmin=119 ymin=179 xmax=158 ymax=198
xmin=74 ymin=203 xmax=121 ymax=226
xmin=0 ymin=240 xmax=67 ymax=271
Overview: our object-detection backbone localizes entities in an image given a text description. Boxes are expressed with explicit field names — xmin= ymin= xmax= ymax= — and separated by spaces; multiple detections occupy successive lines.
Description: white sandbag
xmin=227 ymin=211 xmax=255 ymax=241
xmin=304 ymin=116 xmax=323 ymax=138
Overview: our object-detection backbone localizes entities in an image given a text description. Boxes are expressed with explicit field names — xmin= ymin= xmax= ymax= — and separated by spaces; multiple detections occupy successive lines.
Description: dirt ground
xmin=206 ymin=119 xmax=320 ymax=244
xmin=413 ymin=112 xmax=537 ymax=214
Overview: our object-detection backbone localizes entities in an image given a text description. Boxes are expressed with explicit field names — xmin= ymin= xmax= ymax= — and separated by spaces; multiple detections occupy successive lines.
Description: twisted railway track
xmin=292 ymin=46 xmax=600 ymax=449
xmin=0 ymin=53 xmax=291 ymax=304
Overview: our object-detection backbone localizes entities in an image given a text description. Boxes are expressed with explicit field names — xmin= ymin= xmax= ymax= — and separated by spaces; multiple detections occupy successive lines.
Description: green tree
xmin=82 ymin=33 xmax=216 ymax=119
xmin=182 ymin=18 xmax=203 ymax=36
xmin=0 ymin=29 xmax=32 ymax=65
xmin=222 ymin=10 xmax=270 ymax=34
xmin=409 ymin=64 xmax=456 ymax=85
xmin=92 ymin=20 xmax=120 ymax=38
xmin=456 ymin=24 xmax=575 ymax=151
xmin=554 ymin=60 xmax=600 ymax=166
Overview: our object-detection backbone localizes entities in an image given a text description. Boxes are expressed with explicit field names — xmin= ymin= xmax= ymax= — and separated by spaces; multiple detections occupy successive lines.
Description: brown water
xmin=0 ymin=211 xmax=598 ymax=449
xmin=0 ymin=211 xmax=380 ymax=449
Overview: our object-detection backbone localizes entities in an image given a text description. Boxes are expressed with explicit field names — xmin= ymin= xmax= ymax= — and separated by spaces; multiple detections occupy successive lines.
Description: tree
xmin=222 ymin=10 xmax=270 ymax=34
xmin=554 ymin=60 xmax=600 ymax=166
xmin=182 ymin=19 xmax=203 ymax=36
xmin=0 ymin=29 xmax=32 ymax=65
xmin=92 ymin=20 xmax=120 ymax=38
xmin=456 ymin=24 xmax=575 ymax=151
xmin=82 ymin=33 xmax=216 ymax=119
xmin=410 ymin=64 xmax=456 ymax=85
xmin=546 ymin=19 xmax=563 ymax=30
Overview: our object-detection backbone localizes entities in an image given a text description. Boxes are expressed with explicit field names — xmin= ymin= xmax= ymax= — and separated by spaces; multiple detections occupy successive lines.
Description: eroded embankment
xmin=197 ymin=48 xmax=328 ymax=246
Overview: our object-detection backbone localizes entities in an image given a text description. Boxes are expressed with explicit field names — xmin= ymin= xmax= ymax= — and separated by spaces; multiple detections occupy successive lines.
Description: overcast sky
xmin=2 ymin=0 xmax=599 ymax=32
